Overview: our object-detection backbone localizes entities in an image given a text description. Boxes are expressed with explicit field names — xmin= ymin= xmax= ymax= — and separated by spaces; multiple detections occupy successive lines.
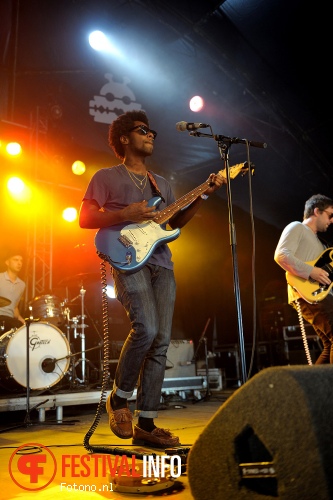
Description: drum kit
xmin=0 ymin=273 xmax=103 ymax=393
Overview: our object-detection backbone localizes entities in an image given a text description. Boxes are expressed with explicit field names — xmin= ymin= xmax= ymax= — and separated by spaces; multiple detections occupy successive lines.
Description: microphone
xmin=176 ymin=121 xmax=210 ymax=132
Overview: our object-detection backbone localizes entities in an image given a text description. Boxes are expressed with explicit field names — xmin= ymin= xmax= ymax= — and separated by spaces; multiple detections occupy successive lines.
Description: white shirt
xmin=274 ymin=221 xmax=325 ymax=303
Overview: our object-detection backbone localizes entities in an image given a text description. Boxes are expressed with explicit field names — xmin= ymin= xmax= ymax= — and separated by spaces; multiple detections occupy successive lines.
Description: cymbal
xmin=0 ymin=296 xmax=11 ymax=307
xmin=58 ymin=272 xmax=102 ymax=287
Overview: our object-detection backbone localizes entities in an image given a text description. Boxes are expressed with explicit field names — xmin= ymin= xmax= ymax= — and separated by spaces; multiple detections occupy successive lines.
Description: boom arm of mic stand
xmin=214 ymin=134 xmax=267 ymax=149
xmin=189 ymin=131 xmax=267 ymax=149
xmin=189 ymin=131 xmax=214 ymax=138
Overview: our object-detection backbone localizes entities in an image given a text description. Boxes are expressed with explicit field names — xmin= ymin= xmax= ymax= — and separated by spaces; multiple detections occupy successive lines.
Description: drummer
xmin=0 ymin=248 xmax=26 ymax=333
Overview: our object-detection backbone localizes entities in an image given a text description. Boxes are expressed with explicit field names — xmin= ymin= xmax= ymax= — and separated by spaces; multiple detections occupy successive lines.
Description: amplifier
xmin=165 ymin=340 xmax=196 ymax=378
xmin=282 ymin=324 xmax=317 ymax=340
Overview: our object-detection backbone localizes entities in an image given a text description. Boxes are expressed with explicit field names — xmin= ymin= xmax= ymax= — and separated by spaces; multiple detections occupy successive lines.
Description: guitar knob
xmin=125 ymin=252 xmax=132 ymax=264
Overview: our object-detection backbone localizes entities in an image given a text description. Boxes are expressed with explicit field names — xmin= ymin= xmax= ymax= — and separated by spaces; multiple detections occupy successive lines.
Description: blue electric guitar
xmin=95 ymin=162 xmax=250 ymax=273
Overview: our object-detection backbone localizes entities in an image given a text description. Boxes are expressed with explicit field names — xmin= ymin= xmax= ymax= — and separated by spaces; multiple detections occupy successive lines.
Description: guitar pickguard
xmin=95 ymin=221 xmax=180 ymax=273
xmin=119 ymin=221 xmax=179 ymax=263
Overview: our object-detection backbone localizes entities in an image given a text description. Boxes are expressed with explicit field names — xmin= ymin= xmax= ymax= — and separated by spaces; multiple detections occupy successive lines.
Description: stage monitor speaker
xmin=188 ymin=365 xmax=333 ymax=499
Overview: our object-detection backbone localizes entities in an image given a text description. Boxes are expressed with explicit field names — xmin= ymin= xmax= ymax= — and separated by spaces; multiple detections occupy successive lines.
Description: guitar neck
xmin=153 ymin=180 xmax=212 ymax=224
xmin=152 ymin=163 xmax=248 ymax=225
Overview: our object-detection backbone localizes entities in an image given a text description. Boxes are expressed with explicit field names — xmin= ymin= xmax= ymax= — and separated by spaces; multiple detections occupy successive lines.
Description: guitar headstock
xmin=219 ymin=162 xmax=254 ymax=179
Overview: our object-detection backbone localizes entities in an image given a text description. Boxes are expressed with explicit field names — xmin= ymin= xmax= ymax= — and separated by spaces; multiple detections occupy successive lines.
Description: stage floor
xmin=0 ymin=387 xmax=233 ymax=500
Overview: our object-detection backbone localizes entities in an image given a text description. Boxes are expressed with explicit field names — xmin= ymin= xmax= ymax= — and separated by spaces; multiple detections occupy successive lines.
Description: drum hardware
xmin=0 ymin=317 xmax=77 ymax=433
xmin=61 ymin=285 xmax=100 ymax=387
xmin=53 ymin=344 xmax=102 ymax=389
xmin=58 ymin=272 xmax=101 ymax=288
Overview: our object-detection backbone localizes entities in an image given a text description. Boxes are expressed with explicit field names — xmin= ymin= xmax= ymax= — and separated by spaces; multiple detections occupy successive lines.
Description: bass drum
xmin=29 ymin=294 xmax=65 ymax=328
xmin=0 ymin=323 xmax=70 ymax=391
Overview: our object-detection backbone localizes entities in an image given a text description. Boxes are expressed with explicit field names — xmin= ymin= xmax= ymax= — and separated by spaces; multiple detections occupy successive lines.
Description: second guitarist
xmin=274 ymin=194 xmax=333 ymax=364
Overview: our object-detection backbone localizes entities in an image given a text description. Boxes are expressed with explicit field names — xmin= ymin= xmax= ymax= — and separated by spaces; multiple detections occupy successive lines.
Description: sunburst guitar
xmin=95 ymin=162 xmax=251 ymax=273
xmin=286 ymin=247 xmax=333 ymax=303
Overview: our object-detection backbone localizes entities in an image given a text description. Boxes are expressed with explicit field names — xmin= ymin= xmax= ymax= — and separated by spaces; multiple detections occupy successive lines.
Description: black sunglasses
xmin=129 ymin=124 xmax=157 ymax=140
xmin=323 ymin=210 xmax=333 ymax=220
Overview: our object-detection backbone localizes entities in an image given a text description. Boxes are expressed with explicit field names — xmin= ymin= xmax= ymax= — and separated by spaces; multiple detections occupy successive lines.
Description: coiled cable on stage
xmin=83 ymin=258 xmax=111 ymax=453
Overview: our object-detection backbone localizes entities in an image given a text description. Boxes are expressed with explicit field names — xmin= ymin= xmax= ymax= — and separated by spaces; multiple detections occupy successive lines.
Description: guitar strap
xmin=147 ymin=171 xmax=165 ymax=203
xmin=317 ymin=234 xmax=331 ymax=249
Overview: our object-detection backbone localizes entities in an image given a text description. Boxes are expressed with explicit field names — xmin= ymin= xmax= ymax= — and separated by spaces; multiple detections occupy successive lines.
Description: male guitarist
xmin=79 ymin=110 xmax=225 ymax=447
xmin=274 ymin=194 xmax=333 ymax=364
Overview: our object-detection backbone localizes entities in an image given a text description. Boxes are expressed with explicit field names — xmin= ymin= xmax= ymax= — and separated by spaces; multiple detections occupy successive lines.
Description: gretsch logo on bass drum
xmin=29 ymin=335 xmax=51 ymax=351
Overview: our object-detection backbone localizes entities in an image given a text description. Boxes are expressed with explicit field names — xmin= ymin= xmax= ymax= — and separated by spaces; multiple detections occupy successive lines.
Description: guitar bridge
xmin=118 ymin=234 xmax=132 ymax=248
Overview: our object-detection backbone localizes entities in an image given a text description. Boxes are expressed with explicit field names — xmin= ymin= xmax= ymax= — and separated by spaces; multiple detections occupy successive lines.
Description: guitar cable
xmin=294 ymin=299 xmax=313 ymax=366
xmin=83 ymin=258 xmax=111 ymax=454
xmin=82 ymin=259 xmax=153 ymax=461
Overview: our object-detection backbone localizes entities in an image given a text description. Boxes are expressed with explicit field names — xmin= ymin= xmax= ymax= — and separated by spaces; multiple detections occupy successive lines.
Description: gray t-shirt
xmin=83 ymin=164 xmax=177 ymax=270
xmin=0 ymin=272 xmax=26 ymax=317
xmin=274 ymin=221 xmax=326 ymax=303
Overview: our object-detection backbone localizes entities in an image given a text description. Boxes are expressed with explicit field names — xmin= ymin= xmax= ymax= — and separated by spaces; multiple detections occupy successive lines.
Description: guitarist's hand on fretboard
xmin=310 ymin=266 xmax=331 ymax=286
xmin=204 ymin=172 xmax=227 ymax=195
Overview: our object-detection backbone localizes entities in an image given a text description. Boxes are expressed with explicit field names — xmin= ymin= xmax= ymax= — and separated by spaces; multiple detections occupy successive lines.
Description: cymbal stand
xmin=71 ymin=285 xmax=98 ymax=385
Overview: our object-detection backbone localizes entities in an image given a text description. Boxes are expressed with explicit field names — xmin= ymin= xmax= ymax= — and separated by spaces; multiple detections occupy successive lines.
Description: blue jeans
xmin=111 ymin=264 xmax=176 ymax=418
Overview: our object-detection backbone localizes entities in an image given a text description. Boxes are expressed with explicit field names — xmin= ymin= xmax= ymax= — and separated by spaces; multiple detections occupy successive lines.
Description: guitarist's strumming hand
xmin=310 ymin=266 xmax=331 ymax=286
xmin=123 ymin=200 xmax=157 ymax=223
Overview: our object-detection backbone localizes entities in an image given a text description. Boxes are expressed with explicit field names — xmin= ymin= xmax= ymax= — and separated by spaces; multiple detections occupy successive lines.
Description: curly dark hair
xmin=108 ymin=110 xmax=149 ymax=160
xmin=304 ymin=194 xmax=333 ymax=219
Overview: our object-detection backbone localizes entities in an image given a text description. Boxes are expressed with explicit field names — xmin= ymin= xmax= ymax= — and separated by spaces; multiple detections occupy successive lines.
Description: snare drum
xmin=29 ymin=294 xmax=64 ymax=327
xmin=0 ymin=322 xmax=70 ymax=391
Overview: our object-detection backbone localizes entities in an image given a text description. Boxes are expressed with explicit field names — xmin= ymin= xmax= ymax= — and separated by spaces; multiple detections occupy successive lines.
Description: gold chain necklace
xmin=123 ymin=164 xmax=148 ymax=193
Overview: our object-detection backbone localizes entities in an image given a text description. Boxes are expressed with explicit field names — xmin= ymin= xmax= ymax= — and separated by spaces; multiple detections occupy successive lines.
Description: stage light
xmin=72 ymin=160 xmax=86 ymax=175
xmin=7 ymin=176 xmax=31 ymax=203
xmin=62 ymin=207 xmax=77 ymax=222
xmin=6 ymin=142 xmax=22 ymax=156
xmin=189 ymin=96 xmax=204 ymax=112
xmin=89 ymin=30 xmax=107 ymax=50
xmin=88 ymin=30 xmax=122 ymax=56
xmin=7 ymin=176 xmax=25 ymax=194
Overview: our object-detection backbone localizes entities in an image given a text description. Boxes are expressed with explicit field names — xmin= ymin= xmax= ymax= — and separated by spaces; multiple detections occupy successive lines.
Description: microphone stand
xmin=24 ymin=317 xmax=37 ymax=426
xmin=216 ymin=137 xmax=247 ymax=385
xmin=188 ymin=130 xmax=266 ymax=386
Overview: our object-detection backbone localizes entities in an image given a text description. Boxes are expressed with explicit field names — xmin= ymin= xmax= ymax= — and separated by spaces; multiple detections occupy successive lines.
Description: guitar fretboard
xmin=153 ymin=163 xmax=247 ymax=224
